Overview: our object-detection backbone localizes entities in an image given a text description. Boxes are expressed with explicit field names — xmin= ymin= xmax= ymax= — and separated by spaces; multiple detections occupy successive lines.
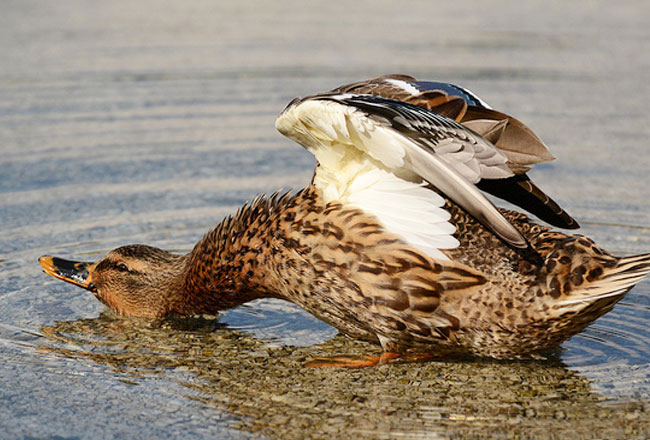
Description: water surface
xmin=1 ymin=1 xmax=649 ymax=438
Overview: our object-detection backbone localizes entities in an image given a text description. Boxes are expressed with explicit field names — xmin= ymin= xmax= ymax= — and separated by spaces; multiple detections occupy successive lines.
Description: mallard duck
xmin=40 ymin=75 xmax=650 ymax=365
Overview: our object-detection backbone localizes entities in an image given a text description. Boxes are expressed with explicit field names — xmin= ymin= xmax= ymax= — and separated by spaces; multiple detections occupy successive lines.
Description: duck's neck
xmin=175 ymin=193 xmax=295 ymax=315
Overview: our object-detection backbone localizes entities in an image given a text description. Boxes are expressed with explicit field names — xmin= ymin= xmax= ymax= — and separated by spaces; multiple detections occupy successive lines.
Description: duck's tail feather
xmin=555 ymin=253 xmax=650 ymax=313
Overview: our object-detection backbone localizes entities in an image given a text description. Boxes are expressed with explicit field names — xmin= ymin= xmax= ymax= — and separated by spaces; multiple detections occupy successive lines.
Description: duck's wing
xmin=325 ymin=75 xmax=579 ymax=229
xmin=332 ymin=74 xmax=554 ymax=169
xmin=276 ymin=93 xmax=530 ymax=253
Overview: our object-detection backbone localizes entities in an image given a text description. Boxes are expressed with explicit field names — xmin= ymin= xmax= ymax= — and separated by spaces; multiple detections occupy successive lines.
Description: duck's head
xmin=39 ymin=245 xmax=187 ymax=318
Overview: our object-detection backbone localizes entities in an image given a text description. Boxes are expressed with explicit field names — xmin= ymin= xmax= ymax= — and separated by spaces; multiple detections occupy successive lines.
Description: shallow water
xmin=1 ymin=1 xmax=649 ymax=438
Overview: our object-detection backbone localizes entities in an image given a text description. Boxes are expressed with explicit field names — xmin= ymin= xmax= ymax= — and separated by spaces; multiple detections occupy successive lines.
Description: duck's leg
xmin=305 ymin=351 xmax=445 ymax=368
xmin=305 ymin=351 xmax=401 ymax=368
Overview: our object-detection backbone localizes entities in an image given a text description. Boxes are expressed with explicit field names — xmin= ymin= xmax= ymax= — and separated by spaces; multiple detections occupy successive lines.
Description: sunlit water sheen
xmin=1 ymin=1 xmax=649 ymax=438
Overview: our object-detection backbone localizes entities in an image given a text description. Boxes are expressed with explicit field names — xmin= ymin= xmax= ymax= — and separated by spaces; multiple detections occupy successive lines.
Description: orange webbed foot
xmin=305 ymin=352 xmax=401 ymax=368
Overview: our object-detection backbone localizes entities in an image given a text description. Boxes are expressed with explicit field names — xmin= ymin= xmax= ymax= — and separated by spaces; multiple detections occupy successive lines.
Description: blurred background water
xmin=0 ymin=1 xmax=649 ymax=438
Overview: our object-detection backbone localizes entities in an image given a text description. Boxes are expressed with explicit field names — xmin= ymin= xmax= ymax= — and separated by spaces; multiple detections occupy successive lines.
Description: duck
xmin=39 ymin=75 xmax=650 ymax=366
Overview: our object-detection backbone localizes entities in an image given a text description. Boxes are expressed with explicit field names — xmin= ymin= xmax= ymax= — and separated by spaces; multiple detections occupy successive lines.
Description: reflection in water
xmin=42 ymin=313 xmax=648 ymax=439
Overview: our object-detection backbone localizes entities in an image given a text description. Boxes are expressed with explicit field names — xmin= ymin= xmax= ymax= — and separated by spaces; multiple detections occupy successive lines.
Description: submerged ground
xmin=1 ymin=1 xmax=649 ymax=438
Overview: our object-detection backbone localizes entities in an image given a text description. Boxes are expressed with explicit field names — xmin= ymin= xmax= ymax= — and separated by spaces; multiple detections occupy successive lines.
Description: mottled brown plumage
xmin=39 ymin=186 xmax=650 ymax=359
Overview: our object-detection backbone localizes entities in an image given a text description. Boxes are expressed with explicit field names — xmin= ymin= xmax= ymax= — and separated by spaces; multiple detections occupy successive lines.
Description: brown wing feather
xmin=459 ymin=106 xmax=579 ymax=228
xmin=462 ymin=106 xmax=555 ymax=168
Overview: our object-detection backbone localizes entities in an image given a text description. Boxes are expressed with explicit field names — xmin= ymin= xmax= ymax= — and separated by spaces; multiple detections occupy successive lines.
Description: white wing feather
xmin=276 ymin=95 xmax=529 ymax=255
xmin=345 ymin=168 xmax=459 ymax=261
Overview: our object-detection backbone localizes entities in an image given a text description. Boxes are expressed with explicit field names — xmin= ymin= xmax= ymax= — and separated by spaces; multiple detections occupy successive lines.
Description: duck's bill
xmin=39 ymin=256 xmax=97 ymax=292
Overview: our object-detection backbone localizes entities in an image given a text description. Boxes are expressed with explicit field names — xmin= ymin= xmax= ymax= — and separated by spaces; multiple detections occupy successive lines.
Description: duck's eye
xmin=117 ymin=263 xmax=129 ymax=272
